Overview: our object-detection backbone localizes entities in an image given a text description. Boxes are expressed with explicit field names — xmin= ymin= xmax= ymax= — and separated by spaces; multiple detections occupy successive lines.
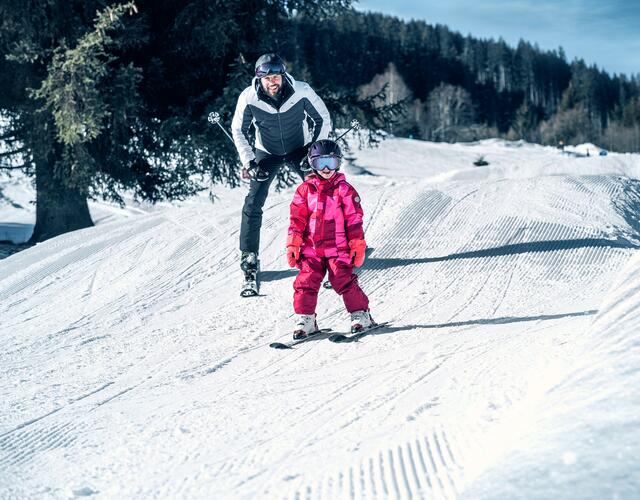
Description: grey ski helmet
xmin=255 ymin=53 xmax=286 ymax=78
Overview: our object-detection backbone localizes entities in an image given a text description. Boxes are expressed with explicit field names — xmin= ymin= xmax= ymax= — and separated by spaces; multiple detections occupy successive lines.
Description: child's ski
xmin=328 ymin=321 xmax=391 ymax=343
xmin=269 ymin=328 xmax=333 ymax=349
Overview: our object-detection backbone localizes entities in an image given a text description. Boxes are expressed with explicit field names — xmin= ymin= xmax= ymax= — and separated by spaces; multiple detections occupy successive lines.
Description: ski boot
xmin=240 ymin=251 xmax=260 ymax=297
xmin=293 ymin=314 xmax=319 ymax=340
xmin=350 ymin=310 xmax=375 ymax=333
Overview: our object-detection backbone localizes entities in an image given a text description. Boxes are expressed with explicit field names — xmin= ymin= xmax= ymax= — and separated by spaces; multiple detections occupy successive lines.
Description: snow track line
xmin=288 ymin=429 xmax=469 ymax=499
xmin=0 ymin=407 xmax=65 ymax=440
xmin=0 ymin=216 xmax=165 ymax=303
xmin=0 ymin=420 xmax=81 ymax=468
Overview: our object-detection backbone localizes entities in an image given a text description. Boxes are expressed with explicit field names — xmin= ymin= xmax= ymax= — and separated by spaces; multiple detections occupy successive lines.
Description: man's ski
xmin=269 ymin=328 xmax=333 ymax=349
xmin=328 ymin=321 xmax=391 ymax=343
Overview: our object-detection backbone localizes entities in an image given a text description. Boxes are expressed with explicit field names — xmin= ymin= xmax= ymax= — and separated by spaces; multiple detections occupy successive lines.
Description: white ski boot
xmin=350 ymin=310 xmax=375 ymax=333
xmin=293 ymin=314 xmax=319 ymax=340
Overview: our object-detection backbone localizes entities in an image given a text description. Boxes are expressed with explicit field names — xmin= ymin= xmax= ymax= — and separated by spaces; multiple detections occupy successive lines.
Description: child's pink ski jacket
xmin=288 ymin=172 xmax=364 ymax=260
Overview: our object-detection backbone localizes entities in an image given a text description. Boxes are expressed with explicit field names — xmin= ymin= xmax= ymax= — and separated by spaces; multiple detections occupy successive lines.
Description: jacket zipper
xmin=276 ymin=110 xmax=286 ymax=153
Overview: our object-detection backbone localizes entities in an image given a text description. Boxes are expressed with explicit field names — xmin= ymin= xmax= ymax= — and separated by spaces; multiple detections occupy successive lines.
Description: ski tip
xmin=269 ymin=342 xmax=292 ymax=349
xmin=240 ymin=289 xmax=260 ymax=297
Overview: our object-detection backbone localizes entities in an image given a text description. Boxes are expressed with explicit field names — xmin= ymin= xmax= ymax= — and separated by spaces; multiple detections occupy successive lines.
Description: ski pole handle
xmin=208 ymin=112 xmax=235 ymax=144
xmin=335 ymin=119 xmax=360 ymax=141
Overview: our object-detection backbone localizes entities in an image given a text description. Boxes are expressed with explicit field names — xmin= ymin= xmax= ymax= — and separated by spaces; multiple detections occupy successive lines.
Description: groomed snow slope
xmin=1 ymin=139 xmax=639 ymax=498
xmin=463 ymin=249 xmax=640 ymax=500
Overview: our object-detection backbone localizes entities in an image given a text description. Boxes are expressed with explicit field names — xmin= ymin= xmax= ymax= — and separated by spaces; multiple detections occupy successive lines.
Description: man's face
xmin=261 ymin=74 xmax=283 ymax=97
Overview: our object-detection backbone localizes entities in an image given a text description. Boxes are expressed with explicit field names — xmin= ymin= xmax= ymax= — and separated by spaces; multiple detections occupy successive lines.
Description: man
xmin=231 ymin=53 xmax=331 ymax=295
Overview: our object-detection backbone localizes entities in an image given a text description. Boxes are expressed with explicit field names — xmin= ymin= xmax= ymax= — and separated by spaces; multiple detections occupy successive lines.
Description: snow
xmin=1 ymin=138 xmax=639 ymax=498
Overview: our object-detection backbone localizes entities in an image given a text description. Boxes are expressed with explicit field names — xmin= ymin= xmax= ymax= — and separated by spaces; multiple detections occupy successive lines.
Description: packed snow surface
xmin=1 ymin=139 xmax=639 ymax=498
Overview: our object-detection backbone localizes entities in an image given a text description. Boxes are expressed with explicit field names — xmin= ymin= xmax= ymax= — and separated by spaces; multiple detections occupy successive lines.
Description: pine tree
xmin=0 ymin=0 xmax=355 ymax=242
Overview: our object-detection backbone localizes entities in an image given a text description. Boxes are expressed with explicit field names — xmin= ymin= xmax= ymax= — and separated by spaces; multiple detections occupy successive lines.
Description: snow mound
xmin=464 ymin=251 xmax=640 ymax=499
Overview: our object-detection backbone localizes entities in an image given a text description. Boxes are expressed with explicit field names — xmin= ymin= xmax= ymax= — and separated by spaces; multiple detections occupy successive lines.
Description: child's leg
xmin=293 ymin=256 xmax=327 ymax=314
xmin=327 ymin=258 xmax=369 ymax=312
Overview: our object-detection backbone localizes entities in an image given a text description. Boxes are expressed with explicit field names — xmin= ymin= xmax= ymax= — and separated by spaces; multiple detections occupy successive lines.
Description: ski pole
xmin=208 ymin=111 xmax=258 ymax=182
xmin=208 ymin=112 xmax=235 ymax=144
xmin=335 ymin=119 xmax=360 ymax=141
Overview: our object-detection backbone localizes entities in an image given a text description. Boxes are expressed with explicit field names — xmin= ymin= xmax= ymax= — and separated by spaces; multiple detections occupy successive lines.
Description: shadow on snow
xmin=377 ymin=309 xmax=598 ymax=337
xmin=364 ymin=237 xmax=638 ymax=271
xmin=261 ymin=238 xmax=637 ymax=281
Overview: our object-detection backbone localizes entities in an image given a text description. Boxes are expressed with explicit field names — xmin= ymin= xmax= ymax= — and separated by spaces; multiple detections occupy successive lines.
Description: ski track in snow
xmin=1 ymin=140 xmax=640 ymax=498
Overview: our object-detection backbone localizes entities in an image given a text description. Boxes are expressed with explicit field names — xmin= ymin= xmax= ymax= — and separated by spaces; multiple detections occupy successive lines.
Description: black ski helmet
xmin=254 ymin=53 xmax=286 ymax=78
xmin=308 ymin=139 xmax=342 ymax=160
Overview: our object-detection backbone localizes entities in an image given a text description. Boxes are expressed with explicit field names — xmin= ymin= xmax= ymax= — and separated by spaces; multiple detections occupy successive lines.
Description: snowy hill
xmin=1 ymin=139 xmax=639 ymax=498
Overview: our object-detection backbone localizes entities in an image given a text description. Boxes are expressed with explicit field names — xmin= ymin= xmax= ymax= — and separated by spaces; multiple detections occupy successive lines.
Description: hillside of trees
xmin=1 ymin=1 xmax=638 ymax=242
xmin=288 ymin=11 xmax=640 ymax=152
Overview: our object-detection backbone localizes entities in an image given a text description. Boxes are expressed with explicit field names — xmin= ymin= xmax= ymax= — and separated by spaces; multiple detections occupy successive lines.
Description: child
xmin=286 ymin=139 xmax=374 ymax=339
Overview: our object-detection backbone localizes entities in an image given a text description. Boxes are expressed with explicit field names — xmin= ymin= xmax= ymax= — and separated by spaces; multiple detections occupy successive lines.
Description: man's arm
xmin=302 ymin=84 xmax=332 ymax=142
xmin=231 ymin=89 xmax=256 ymax=166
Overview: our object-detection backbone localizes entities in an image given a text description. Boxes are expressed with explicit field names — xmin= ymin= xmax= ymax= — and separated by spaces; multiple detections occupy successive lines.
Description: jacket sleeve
xmin=302 ymin=84 xmax=332 ymax=142
xmin=231 ymin=88 xmax=256 ymax=166
xmin=341 ymin=183 xmax=365 ymax=241
xmin=289 ymin=184 xmax=310 ymax=237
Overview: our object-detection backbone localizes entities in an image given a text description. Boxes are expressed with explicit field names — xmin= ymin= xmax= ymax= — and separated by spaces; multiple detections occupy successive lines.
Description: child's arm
xmin=342 ymin=184 xmax=366 ymax=267
xmin=341 ymin=184 xmax=365 ymax=241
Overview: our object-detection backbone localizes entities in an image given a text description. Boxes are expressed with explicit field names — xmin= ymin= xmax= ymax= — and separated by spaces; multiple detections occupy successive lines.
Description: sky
xmin=355 ymin=0 xmax=640 ymax=77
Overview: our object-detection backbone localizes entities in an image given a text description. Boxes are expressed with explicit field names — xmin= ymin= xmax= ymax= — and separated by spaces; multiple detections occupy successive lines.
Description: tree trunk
xmin=29 ymin=158 xmax=94 ymax=243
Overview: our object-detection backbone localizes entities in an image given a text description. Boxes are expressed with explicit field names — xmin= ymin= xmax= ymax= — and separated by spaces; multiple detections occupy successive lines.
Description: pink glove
xmin=286 ymin=234 xmax=303 ymax=268
xmin=349 ymin=239 xmax=367 ymax=267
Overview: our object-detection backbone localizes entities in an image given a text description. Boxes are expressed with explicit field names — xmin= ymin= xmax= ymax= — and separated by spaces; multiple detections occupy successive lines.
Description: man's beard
xmin=267 ymin=84 xmax=281 ymax=96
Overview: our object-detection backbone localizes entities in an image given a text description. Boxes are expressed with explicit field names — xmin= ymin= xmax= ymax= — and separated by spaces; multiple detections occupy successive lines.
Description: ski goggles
xmin=255 ymin=62 xmax=286 ymax=78
xmin=310 ymin=155 xmax=341 ymax=171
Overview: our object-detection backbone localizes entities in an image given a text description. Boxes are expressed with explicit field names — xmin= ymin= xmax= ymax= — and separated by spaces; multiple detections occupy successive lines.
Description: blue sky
xmin=356 ymin=0 xmax=640 ymax=77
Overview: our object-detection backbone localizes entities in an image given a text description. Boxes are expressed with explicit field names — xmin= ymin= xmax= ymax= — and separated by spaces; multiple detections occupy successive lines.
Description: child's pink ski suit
xmin=288 ymin=172 xmax=369 ymax=314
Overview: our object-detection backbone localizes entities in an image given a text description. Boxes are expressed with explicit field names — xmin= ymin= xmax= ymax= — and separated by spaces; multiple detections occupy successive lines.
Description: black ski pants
xmin=239 ymin=145 xmax=308 ymax=254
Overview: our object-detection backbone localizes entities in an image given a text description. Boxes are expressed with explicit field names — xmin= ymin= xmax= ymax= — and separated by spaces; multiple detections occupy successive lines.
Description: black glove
xmin=241 ymin=160 xmax=256 ymax=180
xmin=242 ymin=160 xmax=269 ymax=182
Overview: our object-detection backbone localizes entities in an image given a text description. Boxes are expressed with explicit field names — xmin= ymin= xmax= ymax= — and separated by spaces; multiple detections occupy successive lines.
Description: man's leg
xmin=239 ymin=153 xmax=282 ymax=254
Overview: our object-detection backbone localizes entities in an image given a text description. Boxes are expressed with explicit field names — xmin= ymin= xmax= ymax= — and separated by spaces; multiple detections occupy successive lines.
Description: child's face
xmin=318 ymin=168 xmax=336 ymax=180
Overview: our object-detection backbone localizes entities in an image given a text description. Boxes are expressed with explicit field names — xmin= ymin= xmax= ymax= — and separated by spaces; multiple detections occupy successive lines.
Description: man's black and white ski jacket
xmin=231 ymin=74 xmax=331 ymax=167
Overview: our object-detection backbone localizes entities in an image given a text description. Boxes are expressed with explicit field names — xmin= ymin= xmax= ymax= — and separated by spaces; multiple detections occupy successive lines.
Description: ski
xmin=328 ymin=321 xmax=391 ymax=343
xmin=269 ymin=328 xmax=333 ymax=349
